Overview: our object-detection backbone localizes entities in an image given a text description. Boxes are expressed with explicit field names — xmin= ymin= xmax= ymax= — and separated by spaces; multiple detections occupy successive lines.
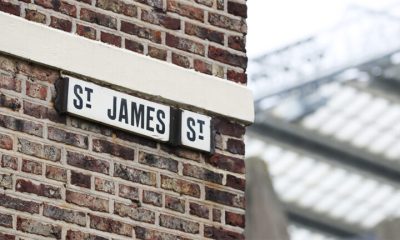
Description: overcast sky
xmin=246 ymin=0 xmax=400 ymax=58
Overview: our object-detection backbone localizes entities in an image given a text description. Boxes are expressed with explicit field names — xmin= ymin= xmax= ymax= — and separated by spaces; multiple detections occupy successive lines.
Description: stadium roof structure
xmin=247 ymin=4 xmax=400 ymax=240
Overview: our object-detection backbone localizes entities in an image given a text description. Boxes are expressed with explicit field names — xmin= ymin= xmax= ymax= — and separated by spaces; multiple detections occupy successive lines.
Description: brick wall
xmin=0 ymin=0 xmax=248 ymax=239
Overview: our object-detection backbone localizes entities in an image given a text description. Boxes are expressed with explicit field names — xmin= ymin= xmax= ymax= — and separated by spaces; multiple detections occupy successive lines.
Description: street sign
xmin=180 ymin=110 xmax=212 ymax=152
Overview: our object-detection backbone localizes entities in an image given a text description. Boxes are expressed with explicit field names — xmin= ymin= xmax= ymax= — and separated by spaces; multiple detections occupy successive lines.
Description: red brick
xmin=141 ymin=10 xmax=180 ymax=30
xmin=205 ymin=187 xmax=244 ymax=209
xmin=204 ymin=225 xmax=244 ymax=240
xmin=114 ymin=202 xmax=155 ymax=223
xmin=0 ymin=0 xmax=20 ymax=16
xmin=17 ymin=138 xmax=61 ymax=161
xmin=70 ymin=117 xmax=112 ymax=136
xmin=66 ymin=190 xmax=109 ymax=212
xmin=76 ymin=24 xmax=97 ymax=40
xmin=46 ymin=165 xmax=67 ymax=182
xmin=226 ymin=174 xmax=245 ymax=191
xmin=195 ymin=0 xmax=213 ymax=7
xmin=183 ymin=163 xmax=223 ymax=184
xmin=1 ymin=154 xmax=18 ymax=170
xmin=194 ymin=59 xmax=212 ymax=75
xmin=0 ymin=55 xmax=16 ymax=73
xmin=208 ymin=46 xmax=247 ymax=68
xmin=17 ymin=217 xmax=62 ymax=239
xmin=228 ymin=1 xmax=247 ymax=18
xmin=161 ymin=145 xmax=202 ymax=161
xmin=96 ymin=0 xmax=137 ymax=17
xmin=0 ymin=93 xmax=21 ymax=111
xmin=166 ymin=33 xmax=205 ymax=55
xmin=114 ymin=129 xmax=157 ymax=148
xmin=206 ymin=153 xmax=244 ymax=174
xmin=159 ymin=214 xmax=199 ymax=234
xmin=185 ymin=22 xmax=224 ymax=44
xmin=226 ymin=138 xmax=245 ymax=155
xmin=43 ymin=204 xmax=86 ymax=226
xmin=114 ymin=163 xmax=156 ymax=186
xmin=143 ymin=190 xmax=162 ymax=207
xmin=16 ymin=178 xmax=62 ymax=199
xmin=0 ymin=75 xmax=21 ymax=92
xmin=95 ymin=177 xmax=115 ymax=194
xmin=209 ymin=12 xmax=247 ymax=33
xmin=90 ymin=214 xmax=133 ymax=236
xmin=101 ymin=31 xmax=121 ymax=47
xmin=23 ymin=101 xmax=66 ymax=123
xmin=119 ymin=184 xmax=139 ymax=201
xmin=172 ymin=52 xmax=191 ymax=68
xmin=148 ymin=46 xmax=167 ymax=60
xmin=125 ymin=39 xmax=144 ymax=54
xmin=22 ymin=159 xmax=43 ymax=175
xmin=17 ymin=61 xmax=59 ymax=83
xmin=226 ymin=211 xmax=245 ymax=227
xmin=167 ymin=0 xmax=203 ymax=21
xmin=0 ymin=233 xmax=14 ymax=240
xmin=25 ymin=9 xmax=46 ymax=23
xmin=50 ymin=16 xmax=72 ymax=32
xmin=135 ymin=226 xmax=190 ymax=240
xmin=80 ymin=8 xmax=117 ymax=29
xmin=35 ymin=0 xmax=77 ymax=17
xmin=48 ymin=126 xmax=88 ymax=149
xmin=228 ymin=35 xmax=246 ymax=52
xmin=77 ymin=0 xmax=91 ymax=4
xmin=161 ymin=175 xmax=200 ymax=197
xmin=26 ymin=80 xmax=48 ymax=100
xmin=0 ymin=133 xmax=13 ymax=150
xmin=66 ymin=230 xmax=108 ymax=240
xmin=135 ymin=0 xmax=163 ymax=10
xmin=121 ymin=21 xmax=162 ymax=43
xmin=227 ymin=69 xmax=247 ymax=83
xmin=0 ymin=213 xmax=12 ymax=228
xmin=0 ymin=173 xmax=12 ymax=189
xmin=165 ymin=195 xmax=185 ymax=213
xmin=67 ymin=151 xmax=110 ymax=174
xmin=0 ymin=114 xmax=43 ymax=137
xmin=93 ymin=138 xmax=135 ymax=160
xmin=139 ymin=151 xmax=178 ymax=172
xmin=0 ymin=194 xmax=40 ymax=213
xmin=189 ymin=202 xmax=209 ymax=219
xmin=71 ymin=171 xmax=91 ymax=188
xmin=213 ymin=117 xmax=245 ymax=138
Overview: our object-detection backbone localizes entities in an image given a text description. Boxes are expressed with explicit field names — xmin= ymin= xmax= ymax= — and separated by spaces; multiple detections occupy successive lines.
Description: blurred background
xmin=245 ymin=0 xmax=400 ymax=239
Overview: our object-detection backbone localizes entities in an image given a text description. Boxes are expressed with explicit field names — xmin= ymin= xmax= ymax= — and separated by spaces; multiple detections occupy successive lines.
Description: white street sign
xmin=180 ymin=110 xmax=212 ymax=152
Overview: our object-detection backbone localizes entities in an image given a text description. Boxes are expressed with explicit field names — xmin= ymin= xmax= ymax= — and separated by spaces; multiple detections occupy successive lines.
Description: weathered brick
xmin=70 ymin=117 xmax=112 ymax=136
xmin=185 ymin=22 xmax=224 ymax=44
xmin=227 ymin=69 xmax=247 ymax=84
xmin=228 ymin=1 xmax=247 ymax=18
xmin=166 ymin=33 xmax=205 ymax=56
xmin=167 ymin=0 xmax=203 ymax=21
xmin=17 ymin=217 xmax=62 ymax=239
xmin=135 ymin=226 xmax=190 ymax=240
xmin=114 ymin=202 xmax=155 ymax=223
xmin=114 ymin=129 xmax=157 ymax=148
xmin=66 ymin=230 xmax=108 ymax=240
xmin=25 ymin=9 xmax=46 ymax=23
xmin=18 ymin=138 xmax=61 ymax=162
xmin=208 ymin=46 xmax=247 ymax=68
xmin=226 ymin=138 xmax=245 ymax=155
xmin=141 ymin=10 xmax=180 ymax=30
xmin=195 ymin=0 xmax=213 ymax=7
xmin=23 ymin=101 xmax=66 ymax=123
xmin=0 ymin=114 xmax=43 ymax=137
xmin=0 ymin=133 xmax=13 ymax=150
xmin=183 ymin=163 xmax=223 ymax=184
xmin=80 ymin=8 xmax=117 ymax=29
xmin=226 ymin=174 xmax=245 ymax=191
xmin=93 ymin=138 xmax=135 ymax=160
xmin=1 ymin=154 xmax=17 ymax=170
xmin=125 ymin=39 xmax=144 ymax=54
xmin=67 ymin=151 xmax=110 ymax=174
xmin=119 ymin=184 xmax=139 ymax=201
xmin=71 ymin=171 xmax=91 ymax=188
xmin=0 ymin=213 xmax=12 ymax=228
xmin=90 ymin=214 xmax=133 ymax=236
xmin=0 ymin=74 xmax=21 ymax=92
xmin=0 ymin=93 xmax=21 ymax=111
xmin=17 ymin=61 xmax=59 ymax=83
xmin=161 ymin=145 xmax=202 ymax=161
xmin=139 ymin=151 xmax=178 ymax=172
xmin=190 ymin=202 xmax=209 ymax=219
xmin=0 ymin=173 xmax=12 ymax=189
xmin=0 ymin=55 xmax=16 ymax=73
xmin=0 ymin=233 xmax=14 ymax=240
xmin=161 ymin=175 xmax=200 ymax=197
xmin=16 ymin=178 xmax=62 ymax=199
xmin=194 ymin=59 xmax=212 ymax=75
xmin=121 ymin=21 xmax=162 ymax=43
xmin=76 ymin=24 xmax=97 ymax=40
xmin=204 ymin=225 xmax=244 ymax=240
xmin=44 ymin=204 xmax=86 ymax=226
xmin=95 ymin=177 xmax=115 ymax=194
xmin=48 ymin=126 xmax=88 ymax=149
xmin=135 ymin=0 xmax=163 ymax=10
xmin=96 ymin=0 xmax=137 ymax=17
xmin=101 ymin=32 xmax=121 ymax=47
xmin=213 ymin=208 xmax=222 ymax=222
xmin=0 ymin=194 xmax=40 ymax=213
xmin=217 ymin=0 xmax=224 ymax=9
xmin=206 ymin=153 xmax=244 ymax=174
xmin=165 ymin=195 xmax=185 ymax=213
xmin=159 ymin=214 xmax=199 ymax=234
xmin=114 ymin=163 xmax=156 ymax=186
xmin=46 ymin=165 xmax=67 ymax=182
xmin=50 ymin=16 xmax=72 ymax=32
xmin=143 ymin=190 xmax=162 ymax=207
xmin=66 ymin=190 xmax=109 ymax=212
xmin=228 ymin=35 xmax=246 ymax=52
xmin=205 ymin=187 xmax=244 ymax=208
xmin=226 ymin=211 xmax=245 ymax=227
xmin=209 ymin=12 xmax=247 ymax=33
xmin=148 ymin=46 xmax=167 ymax=60
xmin=0 ymin=0 xmax=20 ymax=16
xmin=34 ymin=0 xmax=77 ymax=17
xmin=213 ymin=117 xmax=245 ymax=138
xmin=77 ymin=0 xmax=92 ymax=4
xmin=22 ymin=159 xmax=43 ymax=175
xmin=172 ymin=52 xmax=191 ymax=68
